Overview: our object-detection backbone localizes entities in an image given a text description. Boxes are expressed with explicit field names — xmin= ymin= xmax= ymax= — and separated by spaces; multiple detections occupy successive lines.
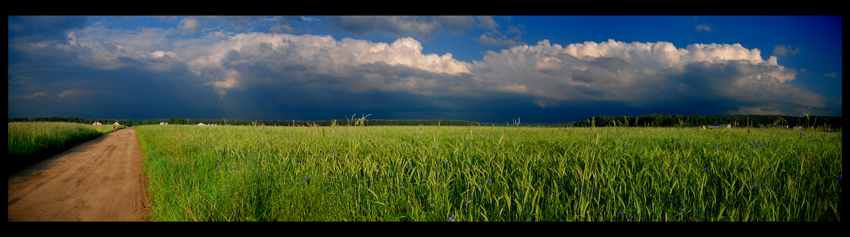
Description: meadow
xmin=134 ymin=125 xmax=841 ymax=221
xmin=8 ymin=122 xmax=126 ymax=174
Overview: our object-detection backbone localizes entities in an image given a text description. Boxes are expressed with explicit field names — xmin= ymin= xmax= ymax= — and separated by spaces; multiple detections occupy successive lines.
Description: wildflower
xmin=488 ymin=179 xmax=491 ymax=183
xmin=619 ymin=211 xmax=624 ymax=215
xmin=449 ymin=215 xmax=455 ymax=221
xmin=430 ymin=205 xmax=434 ymax=209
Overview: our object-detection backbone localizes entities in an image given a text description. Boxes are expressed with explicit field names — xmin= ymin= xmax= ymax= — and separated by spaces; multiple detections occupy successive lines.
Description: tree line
xmin=8 ymin=114 xmax=841 ymax=129
xmin=571 ymin=114 xmax=842 ymax=129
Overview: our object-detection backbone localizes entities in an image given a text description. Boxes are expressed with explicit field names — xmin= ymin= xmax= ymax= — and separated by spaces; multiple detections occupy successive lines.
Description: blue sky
xmin=8 ymin=16 xmax=842 ymax=123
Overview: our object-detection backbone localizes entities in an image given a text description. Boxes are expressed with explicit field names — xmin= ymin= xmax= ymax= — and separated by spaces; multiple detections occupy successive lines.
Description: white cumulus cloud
xmin=468 ymin=39 xmax=815 ymax=114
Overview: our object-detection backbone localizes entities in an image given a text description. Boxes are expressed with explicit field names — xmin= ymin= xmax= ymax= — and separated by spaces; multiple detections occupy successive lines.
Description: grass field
xmin=135 ymin=125 xmax=841 ymax=221
xmin=8 ymin=122 xmax=126 ymax=174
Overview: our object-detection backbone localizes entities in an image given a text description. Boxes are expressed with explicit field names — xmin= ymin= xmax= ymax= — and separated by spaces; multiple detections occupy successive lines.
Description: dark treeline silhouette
xmin=8 ymin=116 xmax=128 ymax=126
xmin=6 ymin=117 xmax=495 ymax=127
xmin=8 ymin=114 xmax=841 ymax=129
xmin=571 ymin=114 xmax=842 ymax=129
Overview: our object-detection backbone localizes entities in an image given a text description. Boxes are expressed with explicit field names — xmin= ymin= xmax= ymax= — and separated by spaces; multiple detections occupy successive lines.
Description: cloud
xmin=327 ymin=16 xmax=496 ymax=40
xmin=696 ymin=23 xmax=713 ymax=32
xmin=823 ymin=72 xmax=837 ymax=78
xmin=9 ymin=18 xmax=829 ymax=118
xmin=57 ymin=89 xmax=98 ymax=98
xmin=773 ymin=45 xmax=799 ymax=57
xmin=11 ymin=75 xmax=36 ymax=85
xmin=437 ymin=16 xmax=476 ymax=34
xmin=507 ymin=25 xmax=525 ymax=39
xmin=158 ymin=16 xmax=178 ymax=23
xmin=178 ymin=17 xmax=202 ymax=35
xmin=468 ymin=39 xmax=819 ymax=115
xmin=23 ymin=92 xmax=48 ymax=99
xmin=474 ymin=33 xmax=518 ymax=47
xmin=8 ymin=16 xmax=87 ymax=44
xmin=182 ymin=33 xmax=474 ymax=97
xmin=475 ymin=16 xmax=498 ymax=29
xmin=268 ymin=16 xmax=304 ymax=33
xmin=727 ymin=105 xmax=799 ymax=116
xmin=9 ymin=24 xmax=184 ymax=73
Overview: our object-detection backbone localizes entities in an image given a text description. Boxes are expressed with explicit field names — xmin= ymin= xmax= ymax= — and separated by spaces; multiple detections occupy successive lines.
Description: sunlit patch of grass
xmin=135 ymin=125 xmax=841 ymax=221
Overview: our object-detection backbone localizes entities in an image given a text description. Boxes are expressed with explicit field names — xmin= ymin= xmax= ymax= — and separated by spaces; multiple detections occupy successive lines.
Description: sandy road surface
xmin=8 ymin=127 xmax=151 ymax=221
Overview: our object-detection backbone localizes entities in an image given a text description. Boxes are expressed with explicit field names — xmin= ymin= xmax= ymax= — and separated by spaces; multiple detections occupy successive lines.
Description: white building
xmin=113 ymin=122 xmax=120 ymax=126
xmin=198 ymin=123 xmax=206 ymax=126
xmin=92 ymin=121 xmax=102 ymax=125
xmin=707 ymin=124 xmax=731 ymax=129
xmin=160 ymin=122 xmax=168 ymax=125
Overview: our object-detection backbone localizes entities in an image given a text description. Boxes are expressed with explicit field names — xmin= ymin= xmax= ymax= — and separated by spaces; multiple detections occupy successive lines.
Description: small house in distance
xmin=160 ymin=122 xmax=168 ymax=125
xmin=197 ymin=123 xmax=206 ymax=126
xmin=113 ymin=122 xmax=120 ymax=126
xmin=92 ymin=121 xmax=102 ymax=125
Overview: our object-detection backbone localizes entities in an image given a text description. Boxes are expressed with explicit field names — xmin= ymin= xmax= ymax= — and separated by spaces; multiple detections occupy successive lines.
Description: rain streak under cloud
xmin=8 ymin=16 xmax=842 ymax=123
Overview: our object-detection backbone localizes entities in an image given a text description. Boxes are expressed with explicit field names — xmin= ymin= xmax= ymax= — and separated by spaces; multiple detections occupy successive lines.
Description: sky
xmin=8 ymin=16 xmax=842 ymax=124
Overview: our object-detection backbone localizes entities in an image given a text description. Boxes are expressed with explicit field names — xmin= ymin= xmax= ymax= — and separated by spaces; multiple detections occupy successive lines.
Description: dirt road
xmin=8 ymin=127 xmax=151 ymax=221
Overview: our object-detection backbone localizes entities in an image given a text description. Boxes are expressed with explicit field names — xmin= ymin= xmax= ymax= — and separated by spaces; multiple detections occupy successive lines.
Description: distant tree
xmin=169 ymin=116 xmax=176 ymax=125
xmin=176 ymin=118 xmax=187 ymax=125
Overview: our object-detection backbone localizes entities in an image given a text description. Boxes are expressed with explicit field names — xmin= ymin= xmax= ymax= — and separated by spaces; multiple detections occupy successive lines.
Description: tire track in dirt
xmin=8 ymin=127 xmax=151 ymax=221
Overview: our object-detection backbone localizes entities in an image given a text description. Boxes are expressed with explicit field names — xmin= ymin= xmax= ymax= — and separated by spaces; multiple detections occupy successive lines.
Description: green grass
xmin=8 ymin=122 xmax=126 ymax=174
xmin=135 ymin=125 xmax=841 ymax=221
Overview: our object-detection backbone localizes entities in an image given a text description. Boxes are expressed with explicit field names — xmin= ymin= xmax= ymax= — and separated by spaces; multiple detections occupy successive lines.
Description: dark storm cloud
xmin=8 ymin=16 xmax=87 ymax=43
